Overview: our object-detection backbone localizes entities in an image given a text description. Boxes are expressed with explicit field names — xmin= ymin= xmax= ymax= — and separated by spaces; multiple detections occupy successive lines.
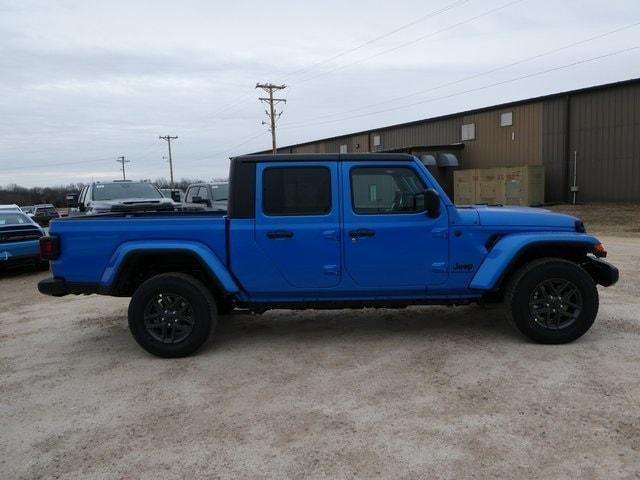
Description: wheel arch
xmin=101 ymin=242 xmax=240 ymax=298
xmin=471 ymin=234 xmax=600 ymax=294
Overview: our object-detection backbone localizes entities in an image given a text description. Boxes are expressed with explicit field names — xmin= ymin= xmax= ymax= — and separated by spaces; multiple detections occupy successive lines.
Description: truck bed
xmin=49 ymin=211 xmax=227 ymax=284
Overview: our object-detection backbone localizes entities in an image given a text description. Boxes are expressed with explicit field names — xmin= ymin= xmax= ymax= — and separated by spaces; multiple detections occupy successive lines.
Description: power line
xmin=116 ymin=155 xmax=130 ymax=180
xmin=294 ymin=0 xmax=527 ymax=85
xmin=282 ymin=20 xmax=640 ymax=128
xmin=158 ymin=135 xmax=178 ymax=188
xmin=192 ymin=1 xmax=470 ymax=126
xmin=282 ymin=0 xmax=470 ymax=81
xmin=256 ymin=83 xmax=287 ymax=153
xmin=280 ymin=45 xmax=640 ymax=131
xmin=186 ymin=131 xmax=268 ymax=164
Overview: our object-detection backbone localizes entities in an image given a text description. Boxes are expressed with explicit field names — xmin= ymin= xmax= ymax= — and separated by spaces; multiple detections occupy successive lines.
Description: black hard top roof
xmin=231 ymin=153 xmax=416 ymax=163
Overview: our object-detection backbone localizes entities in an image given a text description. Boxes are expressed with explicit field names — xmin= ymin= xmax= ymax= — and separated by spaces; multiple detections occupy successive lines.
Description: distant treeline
xmin=0 ymin=183 xmax=83 ymax=207
xmin=0 ymin=178 xmax=225 ymax=207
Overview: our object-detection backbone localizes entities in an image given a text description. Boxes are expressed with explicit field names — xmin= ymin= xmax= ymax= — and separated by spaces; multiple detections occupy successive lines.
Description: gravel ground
xmin=1 ymin=231 xmax=639 ymax=478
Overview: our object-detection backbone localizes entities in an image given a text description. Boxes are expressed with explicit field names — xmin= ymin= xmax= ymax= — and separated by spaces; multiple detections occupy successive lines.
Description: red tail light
xmin=40 ymin=236 xmax=60 ymax=260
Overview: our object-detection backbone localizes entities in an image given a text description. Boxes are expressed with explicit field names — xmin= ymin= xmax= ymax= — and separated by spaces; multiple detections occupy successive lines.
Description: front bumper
xmin=583 ymin=256 xmax=619 ymax=287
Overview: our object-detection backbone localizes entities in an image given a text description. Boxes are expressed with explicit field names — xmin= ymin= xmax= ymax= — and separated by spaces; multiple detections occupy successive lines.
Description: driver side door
xmin=342 ymin=162 xmax=449 ymax=289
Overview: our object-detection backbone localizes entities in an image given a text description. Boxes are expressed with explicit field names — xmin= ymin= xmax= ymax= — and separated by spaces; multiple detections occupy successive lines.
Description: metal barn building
xmin=256 ymin=78 xmax=640 ymax=202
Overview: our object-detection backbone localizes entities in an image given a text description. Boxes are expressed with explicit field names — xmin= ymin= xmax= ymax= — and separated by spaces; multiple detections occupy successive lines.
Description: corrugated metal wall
xmin=373 ymin=118 xmax=461 ymax=152
xmin=461 ymin=103 xmax=543 ymax=168
xmin=278 ymin=80 xmax=640 ymax=202
xmin=542 ymin=97 xmax=569 ymax=202
xmin=568 ymin=84 xmax=640 ymax=202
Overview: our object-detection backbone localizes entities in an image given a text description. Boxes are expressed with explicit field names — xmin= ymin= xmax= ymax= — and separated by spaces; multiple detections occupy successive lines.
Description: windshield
xmin=92 ymin=183 xmax=163 ymax=201
xmin=37 ymin=207 xmax=57 ymax=214
xmin=0 ymin=213 xmax=31 ymax=225
xmin=211 ymin=184 xmax=229 ymax=201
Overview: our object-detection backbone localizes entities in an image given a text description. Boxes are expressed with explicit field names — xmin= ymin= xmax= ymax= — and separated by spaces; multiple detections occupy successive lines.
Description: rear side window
xmin=263 ymin=167 xmax=331 ymax=216
xmin=211 ymin=184 xmax=229 ymax=201
xmin=351 ymin=167 xmax=426 ymax=214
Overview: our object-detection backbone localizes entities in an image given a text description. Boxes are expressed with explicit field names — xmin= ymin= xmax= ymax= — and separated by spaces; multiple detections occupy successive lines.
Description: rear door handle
xmin=349 ymin=229 xmax=376 ymax=238
xmin=267 ymin=230 xmax=294 ymax=239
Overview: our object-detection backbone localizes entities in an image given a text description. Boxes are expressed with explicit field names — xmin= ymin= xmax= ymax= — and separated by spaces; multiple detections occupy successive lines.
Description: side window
xmin=185 ymin=187 xmax=197 ymax=203
xmin=351 ymin=167 xmax=426 ymax=214
xmin=263 ymin=167 xmax=331 ymax=216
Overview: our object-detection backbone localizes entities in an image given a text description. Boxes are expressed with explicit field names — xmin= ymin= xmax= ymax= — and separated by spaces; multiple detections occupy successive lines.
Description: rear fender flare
xmin=470 ymin=233 xmax=600 ymax=291
xmin=100 ymin=240 xmax=239 ymax=294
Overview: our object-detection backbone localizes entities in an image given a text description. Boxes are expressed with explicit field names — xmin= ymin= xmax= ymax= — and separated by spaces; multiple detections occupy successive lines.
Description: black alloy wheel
xmin=529 ymin=278 xmax=583 ymax=330
xmin=143 ymin=293 xmax=195 ymax=344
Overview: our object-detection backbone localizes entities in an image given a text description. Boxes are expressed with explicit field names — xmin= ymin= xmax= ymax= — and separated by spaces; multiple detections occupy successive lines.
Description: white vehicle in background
xmin=1 ymin=204 xmax=23 ymax=213
xmin=77 ymin=180 xmax=177 ymax=215
xmin=184 ymin=182 xmax=228 ymax=211
xmin=159 ymin=188 xmax=185 ymax=203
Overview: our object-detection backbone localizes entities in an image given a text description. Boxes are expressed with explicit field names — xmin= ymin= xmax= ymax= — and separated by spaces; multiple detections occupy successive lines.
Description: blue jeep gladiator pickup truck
xmin=38 ymin=154 xmax=618 ymax=357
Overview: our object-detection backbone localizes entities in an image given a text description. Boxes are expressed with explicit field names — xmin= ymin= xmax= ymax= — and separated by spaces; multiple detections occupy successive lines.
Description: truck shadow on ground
xmin=0 ymin=264 xmax=46 ymax=279
xmin=75 ymin=305 xmax=522 ymax=358
xmin=209 ymin=305 xmax=520 ymax=349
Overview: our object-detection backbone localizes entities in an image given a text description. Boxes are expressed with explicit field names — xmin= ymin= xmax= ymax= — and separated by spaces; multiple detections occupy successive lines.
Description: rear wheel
xmin=128 ymin=273 xmax=217 ymax=357
xmin=506 ymin=258 xmax=598 ymax=344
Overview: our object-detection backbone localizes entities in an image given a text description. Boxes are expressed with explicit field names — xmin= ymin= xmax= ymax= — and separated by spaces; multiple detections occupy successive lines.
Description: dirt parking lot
xmin=1 ymin=205 xmax=639 ymax=479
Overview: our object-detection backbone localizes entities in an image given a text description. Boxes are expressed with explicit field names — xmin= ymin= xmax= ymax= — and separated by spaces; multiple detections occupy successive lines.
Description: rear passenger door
xmin=255 ymin=162 xmax=341 ymax=288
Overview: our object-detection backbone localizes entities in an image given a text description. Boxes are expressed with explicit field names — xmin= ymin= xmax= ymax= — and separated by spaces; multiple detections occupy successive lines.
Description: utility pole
xmin=116 ymin=156 xmax=129 ymax=180
xmin=159 ymin=135 xmax=178 ymax=188
xmin=256 ymin=83 xmax=286 ymax=154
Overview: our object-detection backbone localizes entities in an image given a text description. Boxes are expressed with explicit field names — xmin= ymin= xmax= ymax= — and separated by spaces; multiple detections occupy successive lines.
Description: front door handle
xmin=267 ymin=230 xmax=294 ymax=239
xmin=349 ymin=229 xmax=376 ymax=238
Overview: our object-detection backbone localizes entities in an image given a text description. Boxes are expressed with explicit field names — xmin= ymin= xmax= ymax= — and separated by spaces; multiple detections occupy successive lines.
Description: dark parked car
xmin=29 ymin=204 xmax=60 ymax=226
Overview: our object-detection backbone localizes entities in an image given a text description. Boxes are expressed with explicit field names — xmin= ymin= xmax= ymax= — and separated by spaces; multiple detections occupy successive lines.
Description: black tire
xmin=128 ymin=273 xmax=217 ymax=358
xmin=217 ymin=297 xmax=235 ymax=316
xmin=505 ymin=258 xmax=598 ymax=344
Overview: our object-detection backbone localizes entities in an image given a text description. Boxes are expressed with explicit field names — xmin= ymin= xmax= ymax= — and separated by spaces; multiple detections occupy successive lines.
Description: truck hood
xmin=91 ymin=198 xmax=176 ymax=212
xmin=472 ymin=205 xmax=579 ymax=229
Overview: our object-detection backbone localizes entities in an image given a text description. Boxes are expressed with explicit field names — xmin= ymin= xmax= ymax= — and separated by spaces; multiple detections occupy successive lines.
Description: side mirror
xmin=424 ymin=188 xmax=440 ymax=218
xmin=170 ymin=191 xmax=181 ymax=202
xmin=192 ymin=196 xmax=211 ymax=207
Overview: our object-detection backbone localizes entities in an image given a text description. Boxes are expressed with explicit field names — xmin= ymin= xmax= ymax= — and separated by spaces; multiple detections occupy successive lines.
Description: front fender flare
xmin=469 ymin=233 xmax=600 ymax=291
xmin=100 ymin=240 xmax=240 ymax=294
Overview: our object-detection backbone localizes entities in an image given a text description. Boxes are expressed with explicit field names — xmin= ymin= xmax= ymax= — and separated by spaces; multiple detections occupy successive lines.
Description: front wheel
xmin=128 ymin=273 xmax=217 ymax=357
xmin=506 ymin=258 xmax=599 ymax=344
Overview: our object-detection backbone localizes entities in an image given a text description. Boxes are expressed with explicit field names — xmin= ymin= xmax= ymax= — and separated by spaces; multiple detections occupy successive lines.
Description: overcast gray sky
xmin=1 ymin=0 xmax=639 ymax=187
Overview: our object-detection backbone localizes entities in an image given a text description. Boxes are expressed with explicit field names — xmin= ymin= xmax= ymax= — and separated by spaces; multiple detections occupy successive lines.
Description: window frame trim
xmin=261 ymin=165 xmax=333 ymax=217
xmin=349 ymin=165 xmax=428 ymax=216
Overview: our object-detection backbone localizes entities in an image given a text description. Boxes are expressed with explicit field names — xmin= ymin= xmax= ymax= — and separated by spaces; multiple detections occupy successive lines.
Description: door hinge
xmin=432 ymin=228 xmax=448 ymax=239
xmin=323 ymin=230 xmax=339 ymax=241
xmin=431 ymin=262 xmax=447 ymax=273
xmin=323 ymin=264 xmax=340 ymax=275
